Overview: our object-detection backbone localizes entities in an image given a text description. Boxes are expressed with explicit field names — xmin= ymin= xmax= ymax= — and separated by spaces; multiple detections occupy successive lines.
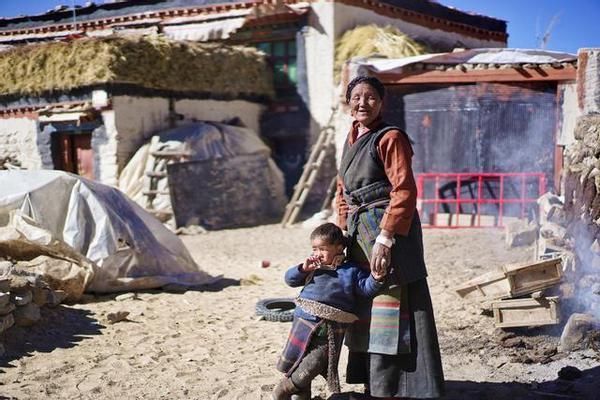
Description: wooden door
xmin=52 ymin=132 xmax=94 ymax=180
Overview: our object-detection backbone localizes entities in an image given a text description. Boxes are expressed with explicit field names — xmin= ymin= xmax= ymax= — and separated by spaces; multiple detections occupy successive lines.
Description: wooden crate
xmin=455 ymin=269 xmax=511 ymax=301
xmin=456 ymin=258 xmax=562 ymax=301
xmin=503 ymin=258 xmax=562 ymax=297
xmin=492 ymin=296 xmax=560 ymax=328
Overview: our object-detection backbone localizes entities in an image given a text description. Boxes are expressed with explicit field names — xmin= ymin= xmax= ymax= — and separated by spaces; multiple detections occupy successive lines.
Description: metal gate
xmin=416 ymin=172 xmax=546 ymax=228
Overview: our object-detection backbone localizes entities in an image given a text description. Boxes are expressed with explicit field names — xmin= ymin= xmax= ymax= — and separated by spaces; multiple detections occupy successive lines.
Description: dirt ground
xmin=0 ymin=224 xmax=598 ymax=399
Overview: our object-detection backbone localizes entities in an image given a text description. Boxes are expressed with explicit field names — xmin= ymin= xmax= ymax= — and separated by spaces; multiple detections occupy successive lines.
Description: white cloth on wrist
xmin=375 ymin=234 xmax=394 ymax=248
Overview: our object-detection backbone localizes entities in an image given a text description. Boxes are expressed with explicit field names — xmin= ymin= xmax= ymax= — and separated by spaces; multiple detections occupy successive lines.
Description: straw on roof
xmin=335 ymin=24 xmax=428 ymax=81
xmin=0 ymin=36 xmax=274 ymax=99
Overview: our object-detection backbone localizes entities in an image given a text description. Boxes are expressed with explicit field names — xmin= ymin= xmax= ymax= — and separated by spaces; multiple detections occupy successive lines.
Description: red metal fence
xmin=416 ymin=172 xmax=546 ymax=228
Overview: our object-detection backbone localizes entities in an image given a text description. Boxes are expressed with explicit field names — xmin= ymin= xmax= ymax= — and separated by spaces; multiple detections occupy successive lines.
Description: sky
xmin=0 ymin=0 xmax=598 ymax=54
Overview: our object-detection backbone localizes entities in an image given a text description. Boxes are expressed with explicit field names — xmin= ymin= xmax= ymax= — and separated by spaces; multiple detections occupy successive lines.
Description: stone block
xmin=0 ymin=301 xmax=15 ymax=316
xmin=0 ymin=292 xmax=9 ymax=307
xmin=0 ymin=313 xmax=14 ymax=333
xmin=0 ymin=278 xmax=10 ymax=293
xmin=505 ymin=219 xmax=538 ymax=247
xmin=32 ymin=286 xmax=50 ymax=306
xmin=558 ymin=313 xmax=599 ymax=352
xmin=47 ymin=290 xmax=67 ymax=308
xmin=13 ymin=303 xmax=40 ymax=327
xmin=10 ymin=290 xmax=32 ymax=306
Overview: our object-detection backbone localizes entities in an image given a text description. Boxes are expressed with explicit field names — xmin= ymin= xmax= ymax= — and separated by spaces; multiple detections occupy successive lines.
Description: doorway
xmin=51 ymin=132 xmax=94 ymax=180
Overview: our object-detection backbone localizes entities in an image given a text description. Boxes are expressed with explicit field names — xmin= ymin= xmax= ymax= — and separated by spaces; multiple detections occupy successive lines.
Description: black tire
xmin=255 ymin=298 xmax=295 ymax=322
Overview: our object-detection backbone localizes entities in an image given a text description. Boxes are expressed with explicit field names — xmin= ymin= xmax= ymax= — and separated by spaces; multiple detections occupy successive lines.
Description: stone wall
xmin=541 ymin=49 xmax=600 ymax=315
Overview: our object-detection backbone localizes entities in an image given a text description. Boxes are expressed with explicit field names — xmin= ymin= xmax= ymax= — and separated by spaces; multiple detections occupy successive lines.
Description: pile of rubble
xmin=0 ymin=262 xmax=67 ymax=356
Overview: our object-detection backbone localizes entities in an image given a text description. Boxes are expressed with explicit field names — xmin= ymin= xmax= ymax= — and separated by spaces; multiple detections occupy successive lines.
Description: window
xmin=254 ymin=39 xmax=297 ymax=99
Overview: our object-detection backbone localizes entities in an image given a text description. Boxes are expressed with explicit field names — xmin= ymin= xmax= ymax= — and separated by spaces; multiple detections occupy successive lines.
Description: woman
xmin=335 ymin=76 xmax=444 ymax=399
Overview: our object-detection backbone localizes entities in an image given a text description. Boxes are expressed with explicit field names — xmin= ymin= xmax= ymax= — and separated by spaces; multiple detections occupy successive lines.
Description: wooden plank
xmin=455 ymin=269 xmax=511 ymax=301
xmin=377 ymin=65 xmax=577 ymax=84
xmin=492 ymin=296 xmax=559 ymax=328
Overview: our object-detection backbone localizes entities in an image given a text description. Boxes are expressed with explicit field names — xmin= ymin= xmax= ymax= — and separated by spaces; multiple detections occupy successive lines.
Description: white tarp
xmin=0 ymin=170 xmax=216 ymax=293
xmin=354 ymin=48 xmax=578 ymax=74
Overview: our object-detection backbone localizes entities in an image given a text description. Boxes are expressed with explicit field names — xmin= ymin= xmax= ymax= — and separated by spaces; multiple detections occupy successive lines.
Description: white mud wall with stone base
xmin=106 ymin=95 xmax=263 ymax=186
xmin=0 ymin=117 xmax=42 ymax=170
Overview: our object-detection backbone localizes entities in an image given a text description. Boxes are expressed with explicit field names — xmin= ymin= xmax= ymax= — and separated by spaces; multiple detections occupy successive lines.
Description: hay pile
xmin=0 ymin=36 xmax=274 ymax=99
xmin=335 ymin=24 xmax=428 ymax=80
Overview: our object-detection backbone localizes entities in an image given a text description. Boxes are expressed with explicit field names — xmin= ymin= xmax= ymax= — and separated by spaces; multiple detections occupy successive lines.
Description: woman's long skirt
xmin=346 ymin=278 xmax=445 ymax=398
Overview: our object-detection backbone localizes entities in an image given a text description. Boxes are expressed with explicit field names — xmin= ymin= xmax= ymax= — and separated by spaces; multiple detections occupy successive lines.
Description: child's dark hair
xmin=310 ymin=222 xmax=347 ymax=247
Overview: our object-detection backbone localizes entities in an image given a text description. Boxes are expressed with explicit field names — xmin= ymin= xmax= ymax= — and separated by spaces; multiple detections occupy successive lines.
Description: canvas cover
xmin=0 ymin=170 xmax=216 ymax=293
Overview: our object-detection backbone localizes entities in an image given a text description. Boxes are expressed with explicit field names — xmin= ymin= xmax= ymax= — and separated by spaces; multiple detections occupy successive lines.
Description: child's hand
xmin=301 ymin=255 xmax=321 ymax=272
xmin=372 ymin=267 xmax=386 ymax=282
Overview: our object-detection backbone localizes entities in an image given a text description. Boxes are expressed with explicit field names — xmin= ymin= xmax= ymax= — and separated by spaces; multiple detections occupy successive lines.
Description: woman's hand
xmin=370 ymin=242 xmax=391 ymax=279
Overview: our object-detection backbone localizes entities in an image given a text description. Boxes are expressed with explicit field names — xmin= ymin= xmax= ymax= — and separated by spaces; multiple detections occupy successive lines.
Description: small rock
xmin=32 ymin=286 xmax=50 ymax=306
xmin=10 ymin=290 xmax=32 ymax=306
xmin=0 ymin=277 xmax=10 ymax=292
xmin=559 ymin=313 xmax=598 ymax=352
xmin=558 ymin=366 xmax=582 ymax=381
xmin=501 ymin=337 xmax=525 ymax=348
xmin=0 ymin=292 xmax=10 ymax=307
xmin=0 ymin=302 xmax=16 ymax=316
xmin=0 ymin=313 xmax=14 ymax=333
xmin=47 ymin=290 xmax=67 ymax=307
xmin=115 ymin=293 xmax=138 ymax=302
xmin=505 ymin=219 xmax=538 ymax=247
xmin=13 ymin=303 xmax=40 ymax=327
xmin=107 ymin=311 xmax=130 ymax=324
xmin=0 ymin=261 xmax=13 ymax=276
xmin=8 ymin=275 xmax=31 ymax=293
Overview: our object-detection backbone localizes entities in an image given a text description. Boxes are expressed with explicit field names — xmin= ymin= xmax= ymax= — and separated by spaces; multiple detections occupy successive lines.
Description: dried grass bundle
xmin=0 ymin=36 xmax=274 ymax=99
xmin=335 ymin=24 xmax=428 ymax=80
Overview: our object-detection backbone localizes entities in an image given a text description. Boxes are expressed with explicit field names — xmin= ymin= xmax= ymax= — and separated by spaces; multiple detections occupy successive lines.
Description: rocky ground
xmin=0 ymin=225 xmax=598 ymax=399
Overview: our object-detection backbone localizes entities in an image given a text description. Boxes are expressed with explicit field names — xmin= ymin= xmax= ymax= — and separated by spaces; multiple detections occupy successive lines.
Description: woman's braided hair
xmin=345 ymin=75 xmax=385 ymax=104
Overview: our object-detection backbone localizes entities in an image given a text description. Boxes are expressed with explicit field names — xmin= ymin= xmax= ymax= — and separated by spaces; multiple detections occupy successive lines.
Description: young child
xmin=273 ymin=222 xmax=384 ymax=400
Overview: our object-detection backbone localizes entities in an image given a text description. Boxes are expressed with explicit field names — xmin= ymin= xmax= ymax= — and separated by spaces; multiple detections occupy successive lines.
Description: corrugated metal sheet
xmin=383 ymin=82 xmax=557 ymax=180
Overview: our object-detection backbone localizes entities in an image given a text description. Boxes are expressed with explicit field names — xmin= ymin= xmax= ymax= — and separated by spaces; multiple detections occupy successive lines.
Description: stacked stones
xmin=0 ymin=261 xmax=66 ymax=356
xmin=547 ymin=49 xmax=600 ymax=319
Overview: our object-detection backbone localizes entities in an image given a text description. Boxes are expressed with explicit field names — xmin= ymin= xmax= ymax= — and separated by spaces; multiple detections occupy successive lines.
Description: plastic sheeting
xmin=119 ymin=121 xmax=286 ymax=220
xmin=0 ymin=170 xmax=216 ymax=293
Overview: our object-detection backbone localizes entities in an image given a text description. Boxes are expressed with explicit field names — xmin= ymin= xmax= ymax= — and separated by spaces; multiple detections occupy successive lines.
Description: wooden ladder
xmin=281 ymin=122 xmax=336 ymax=227
xmin=142 ymin=137 xmax=191 ymax=221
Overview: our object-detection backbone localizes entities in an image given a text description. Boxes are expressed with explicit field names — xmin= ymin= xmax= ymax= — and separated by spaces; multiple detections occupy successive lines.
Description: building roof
xmin=352 ymin=48 xmax=578 ymax=83
xmin=0 ymin=0 xmax=506 ymax=41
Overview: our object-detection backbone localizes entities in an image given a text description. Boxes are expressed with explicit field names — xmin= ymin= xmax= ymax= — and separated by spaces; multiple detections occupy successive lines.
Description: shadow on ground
xmin=0 ymin=305 xmax=103 ymax=368
xmin=327 ymin=365 xmax=600 ymax=399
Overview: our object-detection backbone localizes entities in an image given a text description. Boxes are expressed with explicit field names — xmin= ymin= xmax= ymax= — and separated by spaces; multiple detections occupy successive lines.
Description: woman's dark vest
xmin=339 ymin=123 xmax=427 ymax=285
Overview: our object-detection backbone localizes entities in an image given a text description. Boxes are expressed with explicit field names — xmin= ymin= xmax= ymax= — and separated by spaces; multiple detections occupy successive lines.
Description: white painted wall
xmin=304 ymin=1 xmax=337 ymax=143
xmin=94 ymin=115 xmax=119 ymax=186
xmin=0 ymin=117 xmax=42 ymax=169
xmin=111 ymin=96 xmax=171 ymax=172
xmin=579 ymin=49 xmax=600 ymax=114
xmin=175 ymin=99 xmax=263 ymax=134
xmin=557 ymin=82 xmax=580 ymax=146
